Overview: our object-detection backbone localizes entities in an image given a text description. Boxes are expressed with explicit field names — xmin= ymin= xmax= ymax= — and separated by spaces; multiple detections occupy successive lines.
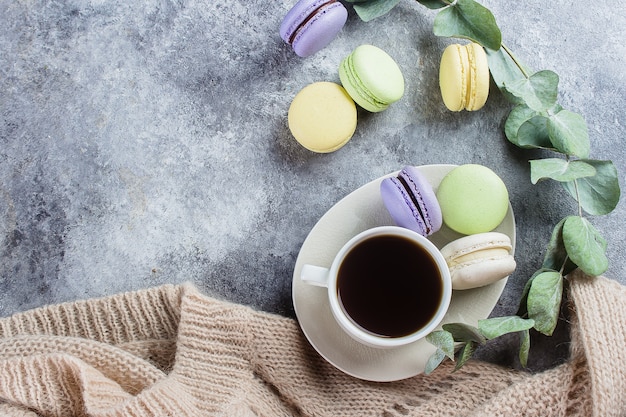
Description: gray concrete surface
xmin=1 ymin=0 xmax=624 ymax=373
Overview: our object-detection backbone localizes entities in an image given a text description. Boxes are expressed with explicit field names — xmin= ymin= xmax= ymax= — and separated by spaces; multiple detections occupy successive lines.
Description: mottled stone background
xmin=1 ymin=0 xmax=624 ymax=372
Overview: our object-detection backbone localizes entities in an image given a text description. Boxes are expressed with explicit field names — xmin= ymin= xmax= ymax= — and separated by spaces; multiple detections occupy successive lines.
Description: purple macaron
xmin=280 ymin=0 xmax=347 ymax=58
xmin=380 ymin=166 xmax=443 ymax=237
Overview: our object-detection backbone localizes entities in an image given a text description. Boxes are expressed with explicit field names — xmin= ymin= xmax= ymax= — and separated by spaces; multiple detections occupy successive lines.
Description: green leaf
xmin=485 ymin=47 xmax=528 ymax=104
xmin=504 ymin=105 xmax=536 ymax=144
xmin=416 ymin=0 xmax=449 ymax=9
xmin=504 ymin=105 xmax=549 ymax=149
xmin=547 ymin=110 xmax=590 ymax=158
xmin=562 ymin=216 xmax=608 ymax=276
xmin=443 ymin=323 xmax=487 ymax=345
xmin=424 ymin=348 xmax=447 ymax=375
xmin=503 ymin=70 xmax=559 ymax=112
xmin=518 ymin=268 xmax=559 ymax=317
xmin=519 ymin=329 xmax=531 ymax=368
xmin=527 ymin=270 xmax=563 ymax=336
xmin=516 ymin=115 xmax=553 ymax=150
xmin=478 ymin=316 xmax=535 ymax=339
xmin=454 ymin=341 xmax=478 ymax=371
xmin=562 ymin=160 xmax=621 ymax=215
xmin=426 ymin=330 xmax=455 ymax=360
xmin=351 ymin=0 xmax=401 ymax=21
xmin=542 ymin=218 xmax=578 ymax=276
xmin=433 ymin=0 xmax=502 ymax=50
xmin=529 ymin=158 xmax=596 ymax=184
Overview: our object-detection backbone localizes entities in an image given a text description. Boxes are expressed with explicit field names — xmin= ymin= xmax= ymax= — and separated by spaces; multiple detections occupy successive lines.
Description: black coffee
xmin=337 ymin=234 xmax=443 ymax=338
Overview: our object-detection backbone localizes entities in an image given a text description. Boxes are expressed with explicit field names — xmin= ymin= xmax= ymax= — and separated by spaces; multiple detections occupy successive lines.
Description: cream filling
xmin=447 ymin=247 xmax=511 ymax=268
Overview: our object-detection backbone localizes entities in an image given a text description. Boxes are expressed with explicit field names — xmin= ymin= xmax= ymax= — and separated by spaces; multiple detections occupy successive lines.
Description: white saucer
xmin=292 ymin=164 xmax=516 ymax=382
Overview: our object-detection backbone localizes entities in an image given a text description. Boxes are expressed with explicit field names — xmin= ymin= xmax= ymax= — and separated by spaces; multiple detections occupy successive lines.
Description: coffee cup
xmin=301 ymin=226 xmax=451 ymax=348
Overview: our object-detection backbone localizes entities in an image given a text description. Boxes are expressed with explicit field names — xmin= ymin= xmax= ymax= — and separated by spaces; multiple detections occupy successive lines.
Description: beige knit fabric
xmin=0 ymin=270 xmax=624 ymax=417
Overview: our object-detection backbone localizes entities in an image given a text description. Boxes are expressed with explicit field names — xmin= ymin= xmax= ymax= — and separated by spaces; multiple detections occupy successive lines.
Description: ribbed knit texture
xmin=0 ymin=270 xmax=624 ymax=416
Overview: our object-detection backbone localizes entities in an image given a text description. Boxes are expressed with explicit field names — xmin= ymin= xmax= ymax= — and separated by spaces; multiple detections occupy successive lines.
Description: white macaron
xmin=441 ymin=232 xmax=516 ymax=290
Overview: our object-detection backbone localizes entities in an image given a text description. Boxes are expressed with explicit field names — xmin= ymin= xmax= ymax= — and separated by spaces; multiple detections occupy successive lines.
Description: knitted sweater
xmin=0 ymin=270 xmax=624 ymax=417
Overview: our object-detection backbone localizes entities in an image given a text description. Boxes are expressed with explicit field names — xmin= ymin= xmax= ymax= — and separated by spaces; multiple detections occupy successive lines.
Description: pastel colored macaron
xmin=441 ymin=232 xmax=516 ymax=290
xmin=339 ymin=44 xmax=405 ymax=112
xmin=288 ymin=82 xmax=357 ymax=153
xmin=436 ymin=164 xmax=509 ymax=235
xmin=280 ymin=0 xmax=348 ymax=58
xmin=380 ymin=166 xmax=442 ymax=237
xmin=439 ymin=42 xmax=490 ymax=111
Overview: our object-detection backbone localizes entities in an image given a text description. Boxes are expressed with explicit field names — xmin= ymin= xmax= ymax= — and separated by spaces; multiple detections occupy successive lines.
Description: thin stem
xmin=573 ymin=179 xmax=583 ymax=218
xmin=501 ymin=42 xmax=530 ymax=79
xmin=559 ymin=255 xmax=569 ymax=275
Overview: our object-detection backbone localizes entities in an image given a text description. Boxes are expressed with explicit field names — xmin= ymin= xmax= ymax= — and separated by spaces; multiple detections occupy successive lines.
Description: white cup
xmin=301 ymin=226 xmax=452 ymax=348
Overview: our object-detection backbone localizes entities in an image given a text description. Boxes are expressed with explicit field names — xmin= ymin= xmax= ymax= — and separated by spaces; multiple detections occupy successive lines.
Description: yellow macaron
xmin=439 ymin=43 xmax=490 ymax=112
xmin=288 ymin=82 xmax=357 ymax=153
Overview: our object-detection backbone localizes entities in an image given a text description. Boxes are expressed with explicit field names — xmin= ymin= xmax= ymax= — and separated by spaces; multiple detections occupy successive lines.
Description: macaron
xmin=441 ymin=232 xmax=516 ymax=290
xmin=280 ymin=0 xmax=348 ymax=58
xmin=439 ymin=42 xmax=490 ymax=111
xmin=436 ymin=164 xmax=509 ymax=235
xmin=288 ymin=82 xmax=357 ymax=153
xmin=380 ymin=166 xmax=442 ymax=237
xmin=339 ymin=44 xmax=405 ymax=112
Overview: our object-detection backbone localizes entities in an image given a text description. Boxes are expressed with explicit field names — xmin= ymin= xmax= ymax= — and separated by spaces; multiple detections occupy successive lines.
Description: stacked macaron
xmin=380 ymin=164 xmax=516 ymax=290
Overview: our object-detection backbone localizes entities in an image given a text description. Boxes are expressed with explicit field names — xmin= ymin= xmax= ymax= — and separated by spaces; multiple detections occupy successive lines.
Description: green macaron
xmin=436 ymin=164 xmax=509 ymax=235
xmin=339 ymin=44 xmax=405 ymax=112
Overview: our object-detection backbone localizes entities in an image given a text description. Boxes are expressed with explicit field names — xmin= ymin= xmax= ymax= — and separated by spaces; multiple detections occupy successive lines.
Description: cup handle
xmin=301 ymin=264 xmax=331 ymax=287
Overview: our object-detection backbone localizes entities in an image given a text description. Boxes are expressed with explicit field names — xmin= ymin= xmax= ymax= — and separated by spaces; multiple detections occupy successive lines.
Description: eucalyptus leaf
xmin=454 ymin=341 xmax=477 ymax=371
xmin=519 ymin=329 xmax=531 ymax=368
xmin=504 ymin=105 xmax=540 ymax=147
xmin=443 ymin=323 xmax=487 ymax=344
xmin=527 ymin=270 xmax=563 ymax=336
xmin=516 ymin=115 xmax=553 ymax=150
xmin=426 ymin=330 xmax=455 ymax=360
xmin=478 ymin=316 xmax=535 ymax=339
xmin=517 ymin=268 xmax=558 ymax=317
xmin=549 ymin=103 xmax=564 ymax=114
xmin=529 ymin=158 xmax=596 ymax=184
xmin=542 ymin=218 xmax=578 ymax=276
xmin=547 ymin=110 xmax=590 ymax=158
xmin=433 ymin=0 xmax=501 ymax=50
xmin=485 ymin=47 xmax=527 ymax=104
xmin=352 ymin=0 xmax=401 ymax=21
xmin=416 ymin=0 xmax=449 ymax=9
xmin=562 ymin=159 xmax=621 ymax=215
xmin=517 ymin=272 xmax=534 ymax=317
xmin=424 ymin=348 xmax=447 ymax=375
xmin=503 ymin=70 xmax=559 ymax=112
xmin=563 ymin=216 xmax=608 ymax=276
